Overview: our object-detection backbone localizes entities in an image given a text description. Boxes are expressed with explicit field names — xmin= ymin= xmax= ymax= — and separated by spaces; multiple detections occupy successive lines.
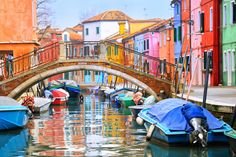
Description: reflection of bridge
xmin=0 ymin=41 xmax=176 ymax=99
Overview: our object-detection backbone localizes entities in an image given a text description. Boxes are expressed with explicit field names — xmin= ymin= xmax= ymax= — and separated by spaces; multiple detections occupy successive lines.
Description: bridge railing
xmin=62 ymin=41 xmax=176 ymax=82
xmin=103 ymin=41 xmax=176 ymax=82
xmin=64 ymin=41 xmax=102 ymax=59
xmin=0 ymin=42 xmax=60 ymax=80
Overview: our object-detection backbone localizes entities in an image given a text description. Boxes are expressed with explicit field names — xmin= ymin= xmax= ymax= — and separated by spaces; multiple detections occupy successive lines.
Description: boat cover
xmin=0 ymin=96 xmax=20 ymax=106
xmin=147 ymin=98 xmax=224 ymax=131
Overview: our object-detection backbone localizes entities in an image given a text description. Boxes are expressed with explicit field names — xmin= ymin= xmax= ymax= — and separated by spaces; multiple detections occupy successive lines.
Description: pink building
xmin=191 ymin=0 xmax=203 ymax=85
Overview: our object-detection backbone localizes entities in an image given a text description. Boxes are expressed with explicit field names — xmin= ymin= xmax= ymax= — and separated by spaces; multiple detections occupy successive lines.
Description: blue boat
xmin=0 ymin=96 xmax=29 ymax=130
xmin=137 ymin=98 xmax=232 ymax=147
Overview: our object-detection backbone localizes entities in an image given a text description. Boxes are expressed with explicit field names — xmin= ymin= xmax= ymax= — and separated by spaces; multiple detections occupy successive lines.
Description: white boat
xmin=33 ymin=97 xmax=52 ymax=113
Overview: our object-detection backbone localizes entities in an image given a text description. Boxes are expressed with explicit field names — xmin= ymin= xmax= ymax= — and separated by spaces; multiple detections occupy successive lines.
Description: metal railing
xmin=0 ymin=42 xmax=59 ymax=80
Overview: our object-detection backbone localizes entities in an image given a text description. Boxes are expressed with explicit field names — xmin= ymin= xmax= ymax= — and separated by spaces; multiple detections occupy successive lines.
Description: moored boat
xmin=45 ymin=89 xmax=69 ymax=105
xmin=224 ymin=129 xmax=236 ymax=155
xmin=0 ymin=96 xmax=29 ymax=130
xmin=48 ymin=80 xmax=81 ymax=98
xmin=137 ymin=98 xmax=232 ymax=147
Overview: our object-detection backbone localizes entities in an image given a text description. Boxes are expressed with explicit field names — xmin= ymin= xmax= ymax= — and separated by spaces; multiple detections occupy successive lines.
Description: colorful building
xmin=201 ymin=0 xmax=221 ymax=86
xmin=0 ymin=0 xmax=38 ymax=58
xmin=222 ymin=0 xmax=236 ymax=86
xmin=190 ymin=0 xmax=203 ymax=86
xmin=171 ymin=0 xmax=182 ymax=62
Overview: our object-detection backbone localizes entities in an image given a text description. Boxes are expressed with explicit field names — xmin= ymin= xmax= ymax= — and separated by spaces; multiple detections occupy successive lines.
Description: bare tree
xmin=37 ymin=0 xmax=54 ymax=29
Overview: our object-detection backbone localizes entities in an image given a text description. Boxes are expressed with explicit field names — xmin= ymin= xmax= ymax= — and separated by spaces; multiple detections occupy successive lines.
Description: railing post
xmin=59 ymin=41 xmax=66 ymax=60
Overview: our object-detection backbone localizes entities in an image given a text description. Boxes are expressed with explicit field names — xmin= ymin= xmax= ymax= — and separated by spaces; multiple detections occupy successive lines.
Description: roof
xmin=123 ymin=18 xmax=173 ymax=41
xmin=82 ymin=10 xmax=133 ymax=23
xmin=73 ymin=24 xmax=83 ymax=32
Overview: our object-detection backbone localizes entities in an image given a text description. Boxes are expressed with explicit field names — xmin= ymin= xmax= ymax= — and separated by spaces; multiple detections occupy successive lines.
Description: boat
xmin=224 ymin=130 xmax=236 ymax=155
xmin=0 ymin=96 xmax=29 ymax=130
xmin=20 ymin=95 xmax=52 ymax=114
xmin=137 ymin=98 xmax=232 ymax=147
xmin=129 ymin=95 xmax=156 ymax=118
xmin=0 ymin=129 xmax=29 ymax=156
xmin=33 ymin=97 xmax=52 ymax=113
xmin=48 ymin=80 xmax=81 ymax=98
xmin=45 ymin=89 xmax=69 ymax=105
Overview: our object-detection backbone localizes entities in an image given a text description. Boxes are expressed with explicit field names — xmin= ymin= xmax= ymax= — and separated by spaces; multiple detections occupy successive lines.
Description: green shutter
xmin=115 ymin=45 xmax=118 ymax=55
xmin=174 ymin=28 xmax=177 ymax=42
xmin=178 ymin=26 xmax=182 ymax=41
xmin=107 ymin=46 xmax=111 ymax=56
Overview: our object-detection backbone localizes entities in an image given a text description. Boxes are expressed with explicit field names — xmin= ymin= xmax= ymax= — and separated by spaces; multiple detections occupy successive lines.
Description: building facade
xmin=222 ymin=0 xmax=236 ymax=86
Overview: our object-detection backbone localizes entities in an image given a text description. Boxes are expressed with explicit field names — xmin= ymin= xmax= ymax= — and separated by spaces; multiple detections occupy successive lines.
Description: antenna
xmin=143 ymin=8 xmax=148 ymax=19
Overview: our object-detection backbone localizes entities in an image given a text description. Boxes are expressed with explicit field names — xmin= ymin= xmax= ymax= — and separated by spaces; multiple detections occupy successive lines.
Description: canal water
xmin=0 ymin=94 xmax=234 ymax=157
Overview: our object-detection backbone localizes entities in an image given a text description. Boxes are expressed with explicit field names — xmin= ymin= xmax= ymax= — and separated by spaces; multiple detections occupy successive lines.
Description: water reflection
xmin=28 ymin=95 xmax=147 ymax=156
xmin=0 ymin=94 xmax=233 ymax=156
xmin=144 ymin=143 xmax=232 ymax=157
xmin=0 ymin=129 xmax=28 ymax=157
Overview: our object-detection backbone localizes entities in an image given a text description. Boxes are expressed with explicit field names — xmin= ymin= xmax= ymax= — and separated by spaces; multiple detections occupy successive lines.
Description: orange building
xmin=0 ymin=0 xmax=38 ymax=59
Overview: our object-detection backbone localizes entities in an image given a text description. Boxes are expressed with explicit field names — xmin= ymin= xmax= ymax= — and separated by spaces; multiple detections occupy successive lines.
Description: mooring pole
xmin=202 ymin=51 xmax=210 ymax=108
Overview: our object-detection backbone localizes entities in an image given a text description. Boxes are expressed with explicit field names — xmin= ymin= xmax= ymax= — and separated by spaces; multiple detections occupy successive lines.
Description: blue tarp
xmin=147 ymin=98 xmax=224 ymax=131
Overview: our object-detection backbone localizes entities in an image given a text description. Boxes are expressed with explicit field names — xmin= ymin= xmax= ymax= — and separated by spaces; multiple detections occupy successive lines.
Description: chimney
xmin=118 ymin=21 xmax=126 ymax=35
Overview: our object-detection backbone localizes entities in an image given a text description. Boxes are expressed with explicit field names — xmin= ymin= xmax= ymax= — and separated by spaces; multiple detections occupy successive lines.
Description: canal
xmin=0 ymin=94 xmax=234 ymax=156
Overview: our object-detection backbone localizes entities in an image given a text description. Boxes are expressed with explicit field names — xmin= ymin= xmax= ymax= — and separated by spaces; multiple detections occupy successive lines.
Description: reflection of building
xmin=30 ymin=104 xmax=85 ymax=156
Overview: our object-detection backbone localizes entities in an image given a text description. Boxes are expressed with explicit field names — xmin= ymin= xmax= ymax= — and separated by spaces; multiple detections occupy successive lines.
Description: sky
xmin=50 ymin=0 xmax=173 ymax=29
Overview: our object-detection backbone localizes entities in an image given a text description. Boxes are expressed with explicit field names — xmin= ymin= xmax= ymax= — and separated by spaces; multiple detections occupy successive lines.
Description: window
xmin=144 ymin=40 xmax=146 ymax=50
xmin=223 ymin=51 xmax=227 ymax=72
xmin=107 ymin=46 xmax=111 ymax=56
xmin=200 ymin=12 xmax=205 ymax=33
xmin=96 ymin=27 xmax=100 ymax=34
xmin=223 ymin=5 xmax=227 ymax=26
xmin=231 ymin=1 xmax=236 ymax=24
xmin=115 ymin=45 xmax=118 ymax=55
xmin=198 ymin=11 xmax=201 ymax=32
xmin=146 ymin=39 xmax=149 ymax=50
xmin=184 ymin=0 xmax=187 ymax=11
xmin=64 ymin=34 xmax=68 ymax=41
xmin=210 ymin=7 xmax=213 ymax=32
xmin=174 ymin=28 xmax=177 ymax=42
xmin=178 ymin=26 xmax=182 ymax=41
xmin=84 ymin=46 xmax=90 ymax=56
xmin=232 ymin=50 xmax=235 ymax=71
xmin=176 ymin=4 xmax=179 ymax=15
xmin=85 ymin=28 xmax=89 ymax=35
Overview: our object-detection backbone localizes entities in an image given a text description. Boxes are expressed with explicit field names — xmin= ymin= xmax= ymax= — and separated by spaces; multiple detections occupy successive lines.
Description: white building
xmin=82 ymin=10 xmax=132 ymax=42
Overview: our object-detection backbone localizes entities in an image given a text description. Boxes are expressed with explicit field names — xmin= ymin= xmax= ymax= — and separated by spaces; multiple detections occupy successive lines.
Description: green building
xmin=222 ymin=0 xmax=236 ymax=86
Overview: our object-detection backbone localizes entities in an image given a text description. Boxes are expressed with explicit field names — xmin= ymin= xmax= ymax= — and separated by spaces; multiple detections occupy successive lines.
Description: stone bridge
xmin=0 ymin=41 xmax=176 ymax=99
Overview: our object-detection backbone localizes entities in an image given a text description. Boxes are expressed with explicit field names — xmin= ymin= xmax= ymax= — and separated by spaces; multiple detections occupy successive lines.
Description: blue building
xmin=171 ymin=0 xmax=182 ymax=63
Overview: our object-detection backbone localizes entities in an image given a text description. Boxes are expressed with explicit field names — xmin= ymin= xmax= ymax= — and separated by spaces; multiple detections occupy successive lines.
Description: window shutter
xmin=233 ymin=3 xmax=236 ymax=23
xmin=200 ymin=13 xmax=205 ymax=33
xmin=178 ymin=26 xmax=182 ymax=41
xmin=174 ymin=28 xmax=177 ymax=42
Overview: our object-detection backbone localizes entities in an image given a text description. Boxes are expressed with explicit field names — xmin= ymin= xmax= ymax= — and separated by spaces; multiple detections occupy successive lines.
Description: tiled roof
xmin=82 ymin=10 xmax=133 ymax=23
xmin=73 ymin=24 xmax=83 ymax=32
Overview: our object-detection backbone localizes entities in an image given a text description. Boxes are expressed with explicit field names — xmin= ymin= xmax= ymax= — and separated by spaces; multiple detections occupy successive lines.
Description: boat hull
xmin=225 ymin=130 xmax=236 ymax=154
xmin=33 ymin=97 xmax=52 ymax=113
xmin=139 ymin=108 xmax=231 ymax=146
xmin=0 ymin=110 xmax=28 ymax=130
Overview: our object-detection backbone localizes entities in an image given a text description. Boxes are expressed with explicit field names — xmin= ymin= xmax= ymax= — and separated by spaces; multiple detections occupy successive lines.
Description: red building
xmin=201 ymin=0 xmax=220 ymax=86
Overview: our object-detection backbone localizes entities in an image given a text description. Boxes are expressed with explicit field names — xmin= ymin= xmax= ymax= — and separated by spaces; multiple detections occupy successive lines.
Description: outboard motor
xmin=182 ymin=102 xmax=208 ymax=147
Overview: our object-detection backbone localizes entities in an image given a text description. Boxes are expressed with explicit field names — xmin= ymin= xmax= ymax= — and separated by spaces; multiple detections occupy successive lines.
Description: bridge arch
xmin=8 ymin=65 xmax=158 ymax=99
